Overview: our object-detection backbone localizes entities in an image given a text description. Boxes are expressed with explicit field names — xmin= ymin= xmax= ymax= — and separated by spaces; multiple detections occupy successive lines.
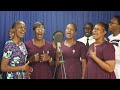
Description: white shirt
xmin=77 ymin=36 xmax=95 ymax=46
xmin=108 ymin=34 xmax=120 ymax=63
xmin=108 ymin=33 xmax=120 ymax=79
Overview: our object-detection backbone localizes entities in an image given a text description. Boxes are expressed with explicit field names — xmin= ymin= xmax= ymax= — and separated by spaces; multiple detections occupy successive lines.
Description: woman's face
xmin=65 ymin=24 xmax=76 ymax=39
xmin=92 ymin=24 xmax=106 ymax=40
xmin=14 ymin=22 xmax=26 ymax=39
xmin=34 ymin=26 xmax=45 ymax=40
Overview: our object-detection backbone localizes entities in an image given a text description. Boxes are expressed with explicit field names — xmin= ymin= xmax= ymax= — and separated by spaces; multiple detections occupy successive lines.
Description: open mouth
xmin=92 ymin=33 xmax=97 ymax=37
xmin=37 ymin=34 xmax=42 ymax=38
xmin=85 ymin=32 xmax=89 ymax=35
xmin=66 ymin=32 xmax=71 ymax=35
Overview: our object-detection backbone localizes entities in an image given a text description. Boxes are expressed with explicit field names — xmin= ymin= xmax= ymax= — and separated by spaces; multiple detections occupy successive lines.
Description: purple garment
xmin=2 ymin=40 xmax=29 ymax=79
xmin=56 ymin=41 xmax=87 ymax=79
xmin=25 ymin=40 xmax=55 ymax=79
xmin=85 ymin=41 xmax=116 ymax=79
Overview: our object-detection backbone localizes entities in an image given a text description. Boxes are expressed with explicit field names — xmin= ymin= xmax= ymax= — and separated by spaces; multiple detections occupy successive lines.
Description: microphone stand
xmin=59 ymin=47 xmax=67 ymax=79
xmin=52 ymin=44 xmax=67 ymax=79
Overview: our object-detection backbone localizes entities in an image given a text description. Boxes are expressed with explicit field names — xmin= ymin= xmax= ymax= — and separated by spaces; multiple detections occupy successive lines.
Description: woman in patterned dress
xmin=1 ymin=21 xmax=33 ymax=79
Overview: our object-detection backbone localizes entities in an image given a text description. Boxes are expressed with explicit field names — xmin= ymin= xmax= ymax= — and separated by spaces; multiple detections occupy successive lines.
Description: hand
xmin=34 ymin=53 xmax=39 ymax=62
xmin=89 ymin=46 xmax=96 ymax=58
xmin=40 ymin=51 xmax=51 ymax=62
xmin=23 ymin=61 xmax=33 ymax=73
xmin=81 ymin=76 xmax=84 ymax=79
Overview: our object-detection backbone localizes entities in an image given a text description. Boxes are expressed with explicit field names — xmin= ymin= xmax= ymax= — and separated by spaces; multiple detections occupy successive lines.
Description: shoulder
xmin=45 ymin=40 xmax=52 ymax=45
xmin=103 ymin=41 xmax=114 ymax=48
xmin=24 ymin=40 xmax=32 ymax=45
xmin=5 ymin=40 xmax=13 ymax=44
xmin=76 ymin=41 xmax=85 ymax=46
xmin=4 ymin=40 xmax=14 ymax=50
xmin=4 ymin=40 xmax=14 ymax=47
xmin=77 ymin=37 xmax=84 ymax=42
xmin=108 ymin=34 xmax=113 ymax=39
xmin=45 ymin=40 xmax=52 ymax=47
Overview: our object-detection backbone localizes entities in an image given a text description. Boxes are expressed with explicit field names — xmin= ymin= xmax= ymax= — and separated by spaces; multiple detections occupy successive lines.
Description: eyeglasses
xmin=109 ymin=21 xmax=118 ymax=25
xmin=16 ymin=26 xmax=26 ymax=30
xmin=36 ymin=28 xmax=45 ymax=32
xmin=83 ymin=27 xmax=91 ymax=30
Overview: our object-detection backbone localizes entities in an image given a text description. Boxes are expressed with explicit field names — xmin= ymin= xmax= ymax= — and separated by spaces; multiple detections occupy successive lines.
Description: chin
xmin=37 ymin=38 xmax=43 ymax=40
xmin=20 ymin=35 xmax=24 ymax=38
xmin=93 ymin=36 xmax=96 ymax=39
xmin=86 ymin=35 xmax=90 ymax=37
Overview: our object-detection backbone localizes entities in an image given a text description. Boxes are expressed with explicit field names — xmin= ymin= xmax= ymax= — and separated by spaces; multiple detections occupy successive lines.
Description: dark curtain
xmin=0 ymin=11 xmax=120 ymax=60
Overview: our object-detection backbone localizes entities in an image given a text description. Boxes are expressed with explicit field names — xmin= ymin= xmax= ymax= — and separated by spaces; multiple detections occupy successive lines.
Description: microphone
xmin=53 ymin=31 xmax=64 ymax=52
xmin=52 ymin=31 xmax=66 ymax=79
xmin=57 ymin=42 xmax=61 ymax=52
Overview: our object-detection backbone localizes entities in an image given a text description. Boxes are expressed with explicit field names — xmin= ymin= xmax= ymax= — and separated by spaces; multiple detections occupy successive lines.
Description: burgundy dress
xmin=25 ymin=40 xmax=55 ymax=79
xmin=85 ymin=41 xmax=116 ymax=79
xmin=56 ymin=41 xmax=87 ymax=79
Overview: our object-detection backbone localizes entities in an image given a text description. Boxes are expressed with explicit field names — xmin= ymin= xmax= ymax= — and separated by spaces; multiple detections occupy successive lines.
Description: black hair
xmin=33 ymin=22 xmax=45 ymax=30
xmin=97 ymin=22 xmax=108 ymax=32
xmin=114 ymin=15 xmax=120 ymax=25
xmin=52 ymin=31 xmax=64 ymax=40
xmin=67 ymin=23 xmax=77 ymax=32
xmin=84 ymin=22 xmax=94 ymax=30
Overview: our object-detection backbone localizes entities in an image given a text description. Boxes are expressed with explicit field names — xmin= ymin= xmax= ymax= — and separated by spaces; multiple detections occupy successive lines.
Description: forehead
xmin=94 ymin=24 xmax=104 ymax=30
xmin=111 ymin=17 xmax=118 ymax=22
xmin=84 ymin=24 xmax=91 ymax=27
xmin=17 ymin=22 xmax=25 ymax=26
xmin=36 ymin=26 xmax=43 ymax=28
xmin=36 ymin=25 xmax=44 ymax=28
xmin=67 ymin=24 xmax=75 ymax=28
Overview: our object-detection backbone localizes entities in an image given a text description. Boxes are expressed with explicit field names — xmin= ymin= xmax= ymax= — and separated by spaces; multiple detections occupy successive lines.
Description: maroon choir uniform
xmin=85 ymin=41 xmax=116 ymax=79
xmin=56 ymin=41 xmax=87 ymax=79
xmin=25 ymin=40 xmax=55 ymax=79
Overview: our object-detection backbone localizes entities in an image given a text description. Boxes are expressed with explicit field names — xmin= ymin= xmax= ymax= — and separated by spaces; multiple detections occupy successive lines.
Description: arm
xmin=81 ymin=59 xmax=87 ymax=79
xmin=48 ymin=56 xmax=54 ymax=66
xmin=90 ymin=53 xmax=115 ymax=72
xmin=1 ymin=58 xmax=32 ymax=72
xmin=80 ymin=42 xmax=87 ymax=79
xmin=89 ymin=48 xmax=115 ymax=73
xmin=27 ymin=53 xmax=40 ymax=64
xmin=26 ymin=55 xmax=35 ymax=64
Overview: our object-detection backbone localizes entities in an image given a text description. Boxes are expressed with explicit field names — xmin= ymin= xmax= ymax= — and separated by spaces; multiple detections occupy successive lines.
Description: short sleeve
xmin=49 ymin=43 xmax=56 ymax=59
xmin=118 ymin=40 xmax=120 ymax=47
xmin=2 ymin=42 xmax=13 ymax=59
xmin=80 ymin=42 xmax=87 ymax=59
xmin=103 ymin=43 xmax=115 ymax=61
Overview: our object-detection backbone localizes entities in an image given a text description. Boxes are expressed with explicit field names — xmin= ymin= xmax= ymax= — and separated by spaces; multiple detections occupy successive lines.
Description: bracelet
xmin=49 ymin=57 xmax=53 ymax=63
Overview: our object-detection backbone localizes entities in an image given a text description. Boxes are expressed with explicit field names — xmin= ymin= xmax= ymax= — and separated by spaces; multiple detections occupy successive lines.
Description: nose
xmin=92 ymin=29 xmax=96 ymax=33
xmin=22 ymin=27 xmax=26 ymax=32
xmin=85 ymin=29 xmax=89 ymax=32
xmin=37 ymin=29 xmax=43 ymax=33
xmin=108 ymin=23 xmax=111 ymax=27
